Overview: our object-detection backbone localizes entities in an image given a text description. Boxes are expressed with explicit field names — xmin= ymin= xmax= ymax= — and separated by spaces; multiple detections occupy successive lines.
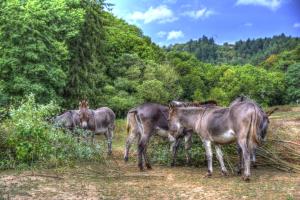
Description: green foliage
xmin=168 ymin=34 xmax=300 ymax=65
xmin=0 ymin=94 xmax=102 ymax=169
xmin=209 ymin=65 xmax=285 ymax=106
xmin=0 ymin=0 xmax=85 ymax=105
xmin=286 ymin=63 xmax=300 ymax=103
xmin=0 ymin=0 xmax=298 ymax=117
xmin=64 ymin=0 xmax=107 ymax=107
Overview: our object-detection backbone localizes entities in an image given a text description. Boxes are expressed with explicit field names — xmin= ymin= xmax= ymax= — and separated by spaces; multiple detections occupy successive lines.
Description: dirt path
xmin=1 ymin=150 xmax=299 ymax=200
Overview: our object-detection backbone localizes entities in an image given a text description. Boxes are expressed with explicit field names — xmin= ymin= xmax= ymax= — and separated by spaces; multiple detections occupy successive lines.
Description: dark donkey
xmin=79 ymin=100 xmax=115 ymax=155
xmin=127 ymin=103 xmax=194 ymax=171
xmin=124 ymin=108 xmax=193 ymax=167
xmin=168 ymin=98 xmax=267 ymax=181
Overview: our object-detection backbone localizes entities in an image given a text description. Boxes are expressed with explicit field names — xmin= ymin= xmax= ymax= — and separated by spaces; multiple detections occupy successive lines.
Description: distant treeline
xmin=166 ymin=34 xmax=300 ymax=65
xmin=0 ymin=0 xmax=299 ymax=117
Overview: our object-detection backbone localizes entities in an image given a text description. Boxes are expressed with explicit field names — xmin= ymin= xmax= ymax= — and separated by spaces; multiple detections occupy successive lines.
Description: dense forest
xmin=1 ymin=0 xmax=299 ymax=118
xmin=167 ymin=34 xmax=300 ymax=65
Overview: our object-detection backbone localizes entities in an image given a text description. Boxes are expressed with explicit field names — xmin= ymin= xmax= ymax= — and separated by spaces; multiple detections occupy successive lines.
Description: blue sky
xmin=107 ymin=0 xmax=300 ymax=45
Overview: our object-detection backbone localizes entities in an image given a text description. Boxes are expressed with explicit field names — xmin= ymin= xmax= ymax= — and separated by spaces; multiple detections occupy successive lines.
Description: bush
xmin=0 ymin=94 xmax=103 ymax=169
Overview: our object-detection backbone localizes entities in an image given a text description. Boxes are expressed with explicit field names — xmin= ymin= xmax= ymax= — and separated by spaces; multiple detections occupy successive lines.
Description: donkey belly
xmin=212 ymin=129 xmax=236 ymax=144
xmin=94 ymin=128 xmax=108 ymax=135
xmin=155 ymin=127 xmax=169 ymax=138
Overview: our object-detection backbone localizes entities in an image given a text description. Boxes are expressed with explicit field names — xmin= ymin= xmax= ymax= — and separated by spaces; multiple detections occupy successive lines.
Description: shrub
xmin=0 ymin=94 xmax=103 ymax=169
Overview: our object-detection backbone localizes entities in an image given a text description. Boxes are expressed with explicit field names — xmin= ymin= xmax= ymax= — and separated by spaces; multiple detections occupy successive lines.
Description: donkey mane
xmin=169 ymin=100 xmax=218 ymax=108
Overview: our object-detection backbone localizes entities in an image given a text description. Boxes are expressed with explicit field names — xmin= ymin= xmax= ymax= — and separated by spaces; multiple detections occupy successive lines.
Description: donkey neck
xmin=178 ymin=107 xmax=205 ymax=131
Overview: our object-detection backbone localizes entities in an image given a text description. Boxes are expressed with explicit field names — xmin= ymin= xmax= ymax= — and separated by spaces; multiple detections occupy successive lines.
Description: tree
xmin=0 ymin=0 xmax=84 ymax=105
xmin=286 ymin=63 xmax=300 ymax=103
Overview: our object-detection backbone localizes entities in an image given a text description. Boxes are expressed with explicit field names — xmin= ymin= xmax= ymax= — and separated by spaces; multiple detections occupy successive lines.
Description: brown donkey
xmin=127 ymin=103 xmax=195 ymax=171
xmin=168 ymin=98 xmax=267 ymax=181
xmin=124 ymin=109 xmax=193 ymax=167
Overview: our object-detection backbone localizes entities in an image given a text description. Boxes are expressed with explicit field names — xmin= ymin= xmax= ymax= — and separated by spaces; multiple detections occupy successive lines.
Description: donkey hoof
xmin=236 ymin=168 xmax=242 ymax=175
xmin=222 ymin=170 xmax=229 ymax=176
xmin=139 ymin=167 xmax=145 ymax=172
xmin=170 ymin=163 xmax=175 ymax=167
xmin=242 ymin=175 xmax=250 ymax=182
xmin=252 ymin=164 xmax=257 ymax=169
xmin=204 ymin=172 xmax=212 ymax=178
xmin=124 ymin=157 xmax=129 ymax=162
xmin=146 ymin=164 xmax=152 ymax=170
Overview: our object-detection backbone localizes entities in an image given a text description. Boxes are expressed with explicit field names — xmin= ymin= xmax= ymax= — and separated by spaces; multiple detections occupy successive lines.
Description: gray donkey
xmin=53 ymin=110 xmax=80 ymax=131
xmin=128 ymin=102 xmax=217 ymax=171
xmin=168 ymin=98 xmax=267 ymax=181
xmin=79 ymin=100 xmax=115 ymax=155
xmin=233 ymin=97 xmax=278 ymax=173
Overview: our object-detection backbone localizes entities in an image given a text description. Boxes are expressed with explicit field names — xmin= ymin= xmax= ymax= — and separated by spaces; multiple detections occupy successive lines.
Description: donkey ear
xmin=79 ymin=101 xmax=82 ymax=106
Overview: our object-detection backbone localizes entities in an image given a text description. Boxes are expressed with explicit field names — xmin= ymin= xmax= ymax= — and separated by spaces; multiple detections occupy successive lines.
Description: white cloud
xmin=167 ymin=30 xmax=184 ymax=40
xmin=182 ymin=8 xmax=215 ymax=19
xmin=236 ymin=0 xmax=282 ymax=10
xmin=157 ymin=31 xmax=167 ymax=38
xmin=294 ymin=23 xmax=300 ymax=28
xmin=163 ymin=0 xmax=177 ymax=4
xmin=128 ymin=5 xmax=177 ymax=24
xmin=244 ymin=22 xmax=253 ymax=27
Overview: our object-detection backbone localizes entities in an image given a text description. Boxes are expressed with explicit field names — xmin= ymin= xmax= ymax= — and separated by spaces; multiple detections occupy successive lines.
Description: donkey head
xmin=168 ymin=103 xmax=183 ymax=139
xmin=79 ymin=100 xmax=90 ymax=129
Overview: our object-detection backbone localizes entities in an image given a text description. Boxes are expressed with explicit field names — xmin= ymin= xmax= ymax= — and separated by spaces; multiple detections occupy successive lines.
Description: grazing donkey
xmin=124 ymin=109 xmax=193 ymax=167
xmin=168 ymin=98 xmax=267 ymax=181
xmin=79 ymin=100 xmax=115 ymax=155
xmin=53 ymin=110 xmax=80 ymax=131
xmin=233 ymin=97 xmax=278 ymax=172
xmin=126 ymin=103 xmax=194 ymax=171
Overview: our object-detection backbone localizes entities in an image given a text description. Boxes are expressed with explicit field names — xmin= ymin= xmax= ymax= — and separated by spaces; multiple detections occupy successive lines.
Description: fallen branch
xmin=269 ymin=139 xmax=300 ymax=146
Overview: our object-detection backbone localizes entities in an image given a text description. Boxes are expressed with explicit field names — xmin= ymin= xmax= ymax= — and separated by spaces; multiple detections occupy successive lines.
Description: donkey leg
xmin=170 ymin=138 xmax=181 ymax=167
xmin=143 ymin=142 xmax=152 ymax=170
xmin=104 ymin=130 xmax=113 ymax=156
xmin=138 ymin=135 xmax=149 ymax=171
xmin=237 ymin=144 xmax=244 ymax=175
xmin=239 ymin=141 xmax=251 ymax=181
xmin=124 ymin=130 xmax=137 ymax=162
xmin=203 ymin=140 xmax=213 ymax=177
xmin=184 ymin=132 xmax=192 ymax=165
xmin=91 ymin=132 xmax=95 ymax=145
xmin=251 ymin=148 xmax=257 ymax=168
xmin=215 ymin=145 xmax=228 ymax=176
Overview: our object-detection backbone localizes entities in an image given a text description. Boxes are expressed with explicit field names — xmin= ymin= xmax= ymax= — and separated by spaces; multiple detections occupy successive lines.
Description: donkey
xmin=53 ymin=110 xmax=80 ymax=131
xmin=127 ymin=103 xmax=194 ymax=171
xmin=124 ymin=109 xmax=193 ymax=167
xmin=168 ymin=98 xmax=267 ymax=181
xmin=79 ymin=100 xmax=115 ymax=155
xmin=233 ymin=96 xmax=278 ymax=172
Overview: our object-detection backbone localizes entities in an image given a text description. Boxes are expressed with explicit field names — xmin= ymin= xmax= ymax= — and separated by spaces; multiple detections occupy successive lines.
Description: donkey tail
xmin=247 ymin=104 xmax=261 ymax=150
xmin=126 ymin=108 xmax=137 ymax=135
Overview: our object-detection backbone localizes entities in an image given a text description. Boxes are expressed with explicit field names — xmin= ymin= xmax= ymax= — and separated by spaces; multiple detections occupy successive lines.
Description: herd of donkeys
xmin=54 ymin=97 xmax=278 ymax=181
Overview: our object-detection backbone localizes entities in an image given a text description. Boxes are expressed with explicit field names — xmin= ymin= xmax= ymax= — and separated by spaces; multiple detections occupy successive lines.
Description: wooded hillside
xmin=1 ymin=0 xmax=299 ymax=117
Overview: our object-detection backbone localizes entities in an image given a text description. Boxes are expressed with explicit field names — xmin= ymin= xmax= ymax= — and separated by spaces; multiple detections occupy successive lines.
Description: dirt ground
xmin=0 ymin=107 xmax=299 ymax=200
